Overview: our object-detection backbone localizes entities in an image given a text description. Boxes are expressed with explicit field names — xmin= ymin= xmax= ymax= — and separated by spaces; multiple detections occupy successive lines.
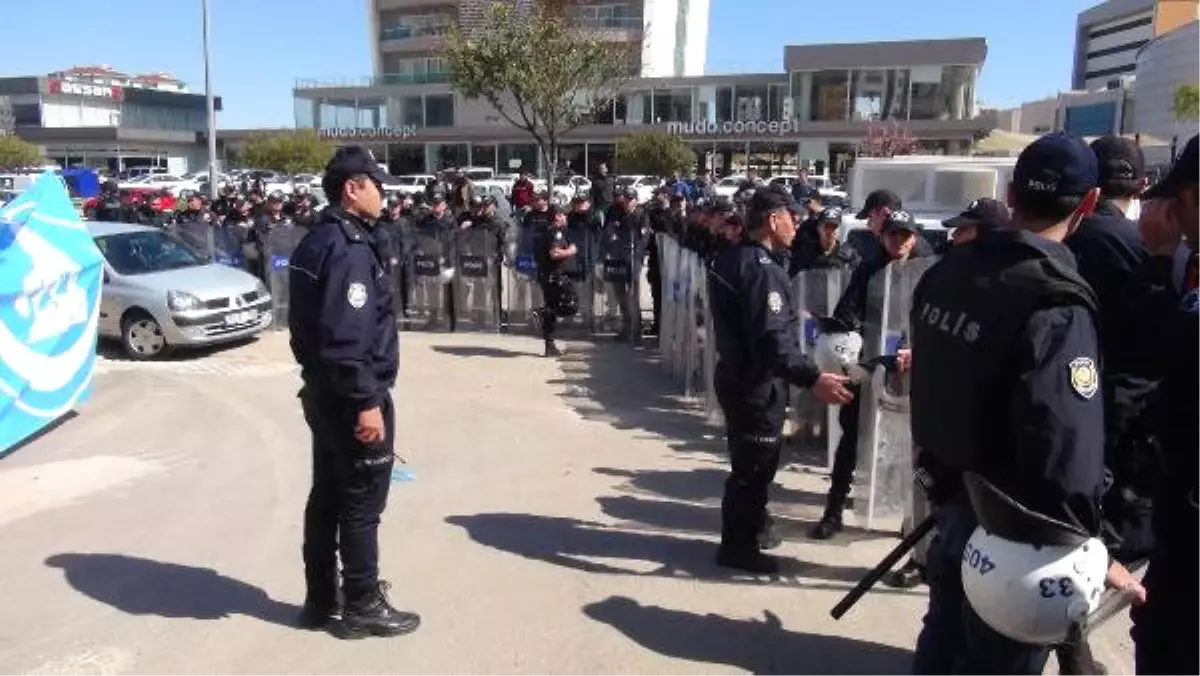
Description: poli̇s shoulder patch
xmin=1068 ymin=357 xmax=1098 ymax=400
xmin=767 ymin=291 xmax=784 ymax=314
xmin=347 ymin=282 xmax=368 ymax=310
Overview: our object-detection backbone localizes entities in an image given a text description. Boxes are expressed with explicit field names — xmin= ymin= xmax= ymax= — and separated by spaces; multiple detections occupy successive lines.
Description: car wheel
xmin=121 ymin=310 xmax=170 ymax=360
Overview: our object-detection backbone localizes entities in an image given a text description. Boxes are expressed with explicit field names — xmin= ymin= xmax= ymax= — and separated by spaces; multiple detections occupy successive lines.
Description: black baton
xmin=830 ymin=514 xmax=937 ymax=620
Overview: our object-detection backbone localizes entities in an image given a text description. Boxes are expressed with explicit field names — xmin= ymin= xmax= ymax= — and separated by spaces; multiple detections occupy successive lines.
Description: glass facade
xmin=1063 ymin=102 xmax=1118 ymax=137
xmin=788 ymin=65 xmax=975 ymax=123
xmin=379 ymin=14 xmax=451 ymax=42
xmin=119 ymin=102 xmax=206 ymax=131
xmin=380 ymin=56 xmax=452 ymax=85
xmin=570 ymin=3 xmax=643 ymax=30
xmin=313 ymin=98 xmax=386 ymax=129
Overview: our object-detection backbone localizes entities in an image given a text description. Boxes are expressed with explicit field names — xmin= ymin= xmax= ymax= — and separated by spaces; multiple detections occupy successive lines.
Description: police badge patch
xmin=1068 ymin=357 xmax=1098 ymax=400
xmin=767 ymin=291 xmax=783 ymax=314
xmin=347 ymin=282 xmax=368 ymax=309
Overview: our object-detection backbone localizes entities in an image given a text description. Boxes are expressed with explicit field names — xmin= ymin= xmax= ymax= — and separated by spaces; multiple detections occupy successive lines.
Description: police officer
xmin=249 ymin=193 xmax=291 ymax=281
xmin=1064 ymin=137 xmax=1156 ymax=565
xmin=809 ymin=209 xmax=919 ymax=541
xmin=605 ymin=187 xmax=650 ymax=341
xmin=789 ymin=206 xmax=859 ymax=275
xmin=175 ymin=193 xmax=210 ymax=227
xmin=92 ymin=180 xmax=123 ymax=221
xmin=855 ymin=189 xmax=935 ymax=265
xmin=533 ymin=204 xmax=579 ymax=356
xmin=644 ymin=189 xmax=673 ymax=336
xmin=941 ymin=196 xmax=1011 ymax=248
xmin=414 ymin=192 xmax=456 ymax=329
xmin=708 ymin=184 xmax=854 ymax=573
xmin=908 ymin=133 xmax=1143 ymax=673
xmin=1124 ymin=134 xmax=1198 ymax=676
xmin=288 ymin=145 xmax=420 ymax=639
xmin=589 ymin=163 xmax=615 ymax=227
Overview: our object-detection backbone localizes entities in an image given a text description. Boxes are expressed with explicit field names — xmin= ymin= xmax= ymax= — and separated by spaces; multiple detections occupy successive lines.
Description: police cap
xmin=817 ymin=206 xmax=844 ymax=226
xmin=322 ymin=145 xmax=399 ymax=198
xmin=428 ymin=191 xmax=447 ymax=204
xmin=1090 ymin=135 xmax=1145 ymax=187
xmin=881 ymin=210 xmax=920 ymax=234
xmin=942 ymin=197 xmax=1010 ymax=231
xmin=1012 ymin=132 xmax=1098 ymax=200
xmin=709 ymin=195 xmax=735 ymax=214
xmin=1144 ymin=134 xmax=1198 ymax=200
xmin=620 ymin=186 xmax=639 ymax=201
xmin=855 ymin=189 xmax=902 ymax=219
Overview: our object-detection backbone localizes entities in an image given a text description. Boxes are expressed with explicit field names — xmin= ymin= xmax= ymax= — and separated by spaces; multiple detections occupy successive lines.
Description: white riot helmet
xmin=814 ymin=329 xmax=864 ymax=379
xmin=960 ymin=473 xmax=1110 ymax=646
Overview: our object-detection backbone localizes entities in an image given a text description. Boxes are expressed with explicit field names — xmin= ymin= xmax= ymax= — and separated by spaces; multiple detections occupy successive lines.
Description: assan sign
xmin=47 ymin=79 xmax=125 ymax=101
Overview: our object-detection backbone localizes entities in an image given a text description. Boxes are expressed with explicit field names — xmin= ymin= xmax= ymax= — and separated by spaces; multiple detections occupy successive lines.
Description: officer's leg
xmin=1133 ymin=542 xmax=1199 ymax=675
xmin=717 ymin=379 xmax=785 ymax=574
xmin=912 ymin=500 xmax=971 ymax=673
xmin=335 ymin=394 xmax=420 ymax=638
xmin=648 ymin=270 xmax=662 ymax=335
xmin=539 ymin=280 xmax=561 ymax=356
xmin=613 ymin=281 xmax=630 ymax=340
xmin=298 ymin=394 xmax=340 ymax=628
xmin=811 ymin=387 xmax=860 ymax=539
xmin=444 ymin=281 xmax=456 ymax=332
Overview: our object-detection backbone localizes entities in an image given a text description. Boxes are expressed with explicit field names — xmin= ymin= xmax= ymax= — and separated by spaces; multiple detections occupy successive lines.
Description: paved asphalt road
xmin=0 ymin=331 xmax=1135 ymax=674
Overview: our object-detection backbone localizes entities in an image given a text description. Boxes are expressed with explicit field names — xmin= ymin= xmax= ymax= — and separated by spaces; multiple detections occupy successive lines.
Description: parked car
xmin=390 ymin=174 xmax=437 ymax=196
xmin=89 ymin=221 xmax=272 ymax=359
xmin=551 ymin=175 xmax=591 ymax=204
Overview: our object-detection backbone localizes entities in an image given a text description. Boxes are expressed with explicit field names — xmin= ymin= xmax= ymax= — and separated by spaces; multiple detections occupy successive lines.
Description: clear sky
xmin=1 ymin=0 xmax=1100 ymax=129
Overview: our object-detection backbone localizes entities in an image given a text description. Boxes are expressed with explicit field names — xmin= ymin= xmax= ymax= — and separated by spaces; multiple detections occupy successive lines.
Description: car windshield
xmin=95 ymin=230 xmax=205 ymax=275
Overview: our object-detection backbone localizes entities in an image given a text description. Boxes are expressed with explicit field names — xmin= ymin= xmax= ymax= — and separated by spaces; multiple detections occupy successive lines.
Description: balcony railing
xmin=294 ymin=72 xmax=453 ymax=90
xmin=379 ymin=22 xmax=452 ymax=41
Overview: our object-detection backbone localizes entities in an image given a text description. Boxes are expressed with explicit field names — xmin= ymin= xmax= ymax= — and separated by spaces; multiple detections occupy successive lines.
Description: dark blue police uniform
xmin=708 ymin=186 xmax=821 ymax=571
xmin=288 ymin=146 xmax=417 ymax=639
xmin=1124 ymin=134 xmax=1199 ymax=676
xmin=909 ymin=134 xmax=1107 ymax=674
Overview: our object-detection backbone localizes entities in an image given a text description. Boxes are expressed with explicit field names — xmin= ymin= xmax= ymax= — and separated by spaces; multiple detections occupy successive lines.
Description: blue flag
xmin=0 ymin=172 xmax=104 ymax=456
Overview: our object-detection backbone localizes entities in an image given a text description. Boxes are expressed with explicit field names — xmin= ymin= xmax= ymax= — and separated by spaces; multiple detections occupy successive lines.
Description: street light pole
xmin=201 ymin=0 xmax=218 ymax=200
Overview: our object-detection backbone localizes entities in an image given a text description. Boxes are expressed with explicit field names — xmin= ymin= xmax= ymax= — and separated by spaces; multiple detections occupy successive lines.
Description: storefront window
xmin=789 ymin=71 xmax=812 ymax=122
xmin=652 ymin=88 xmax=692 ymax=123
xmin=425 ymin=94 xmax=455 ymax=127
xmin=909 ymin=65 xmax=974 ymax=121
xmin=715 ymin=86 xmax=733 ymax=122
xmin=429 ymin=143 xmax=468 ymax=171
xmin=735 ymin=85 xmax=768 ymax=122
xmin=499 ymin=144 xmax=538 ymax=175
xmin=808 ymin=70 xmax=850 ymax=122
xmin=588 ymin=143 xmax=615 ymax=175
xmin=558 ymin=144 xmax=586 ymax=175
xmin=471 ymin=143 xmax=497 ymax=172
xmin=385 ymin=144 xmax=424 ymax=175
xmin=767 ymin=84 xmax=787 ymax=122
xmin=626 ymin=90 xmax=652 ymax=125
xmin=400 ymin=96 xmax=423 ymax=127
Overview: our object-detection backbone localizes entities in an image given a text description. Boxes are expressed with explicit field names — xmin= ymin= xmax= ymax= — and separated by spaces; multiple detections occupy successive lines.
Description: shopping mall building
xmin=0 ymin=65 xmax=221 ymax=174
xmin=293 ymin=28 xmax=991 ymax=179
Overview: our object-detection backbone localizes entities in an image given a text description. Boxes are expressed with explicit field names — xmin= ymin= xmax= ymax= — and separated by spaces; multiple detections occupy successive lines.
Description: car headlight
xmin=167 ymin=290 xmax=202 ymax=311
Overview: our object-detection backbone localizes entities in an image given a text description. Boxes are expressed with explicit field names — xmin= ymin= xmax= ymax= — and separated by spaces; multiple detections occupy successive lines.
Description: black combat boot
xmin=336 ymin=581 xmax=421 ymax=640
xmin=544 ymin=339 xmax=562 ymax=357
xmin=809 ymin=492 xmax=847 ymax=540
xmin=297 ymin=571 xmax=340 ymax=629
xmin=758 ymin=512 xmax=782 ymax=550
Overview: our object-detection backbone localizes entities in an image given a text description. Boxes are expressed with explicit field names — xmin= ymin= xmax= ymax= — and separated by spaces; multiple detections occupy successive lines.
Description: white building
xmin=1134 ymin=18 xmax=1200 ymax=164
xmin=1073 ymin=0 xmax=1156 ymax=92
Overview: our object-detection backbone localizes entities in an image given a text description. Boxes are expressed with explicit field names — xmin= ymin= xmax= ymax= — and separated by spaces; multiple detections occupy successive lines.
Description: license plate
xmin=224 ymin=310 xmax=256 ymax=326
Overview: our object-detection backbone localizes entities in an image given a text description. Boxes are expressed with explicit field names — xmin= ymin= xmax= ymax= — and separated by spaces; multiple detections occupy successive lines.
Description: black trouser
xmin=715 ymin=372 xmax=786 ymax=551
xmin=647 ymin=269 xmax=662 ymax=333
xmin=1132 ymin=490 xmax=1199 ymax=675
xmin=538 ymin=273 xmax=576 ymax=340
xmin=826 ymin=385 xmax=862 ymax=511
xmin=300 ymin=389 xmax=395 ymax=604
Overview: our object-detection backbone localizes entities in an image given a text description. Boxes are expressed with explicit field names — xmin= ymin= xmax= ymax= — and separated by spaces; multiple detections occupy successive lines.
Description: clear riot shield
xmin=853 ymin=256 xmax=939 ymax=530
xmin=172 ymin=221 xmax=214 ymax=259
xmin=451 ymin=225 xmax=500 ymax=331
xmin=266 ymin=225 xmax=306 ymax=329
xmin=405 ymin=223 xmax=451 ymax=331
xmin=657 ymin=234 xmax=682 ymax=378
xmin=211 ymin=226 xmax=248 ymax=271
xmin=502 ymin=220 xmax=542 ymax=332
xmin=700 ymin=267 xmax=722 ymax=426
xmin=597 ymin=223 xmax=641 ymax=340
xmin=561 ymin=219 xmax=598 ymax=335
xmin=685 ymin=248 xmax=706 ymax=398
xmin=789 ymin=268 xmax=852 ymax=469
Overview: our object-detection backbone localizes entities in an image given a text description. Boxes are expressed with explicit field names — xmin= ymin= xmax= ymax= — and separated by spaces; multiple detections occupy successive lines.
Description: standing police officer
xmin=533 ymin=204 xmax=579 ymax=356
xmin=288 ymin=146 xmax=420 ymax=639
xmin=708 ymin=184 xmax=854 ymax=573
xmin=1124 ymin=134 xmax=1198 ymax=676
xmin=908 ymin=133 xmax=1142 ymax=673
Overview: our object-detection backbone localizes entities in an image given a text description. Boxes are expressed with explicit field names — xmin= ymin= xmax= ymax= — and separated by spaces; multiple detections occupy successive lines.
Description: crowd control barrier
xmin=654 ymin=232 xmax=939 ymax=531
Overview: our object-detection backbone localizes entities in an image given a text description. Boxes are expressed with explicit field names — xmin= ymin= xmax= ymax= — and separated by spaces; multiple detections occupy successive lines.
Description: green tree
xmin=1171 ymin=84 xmax=1199 ymax=122
xmin=443 ymin=0 xmax=635 ymax=179
xmin=242 ymin=129 xmax=335 ymax=174
xmin=0 ymin=134 xmax=44 ymax=169
xmin=614 ymin=132 xmax=697 ymax=177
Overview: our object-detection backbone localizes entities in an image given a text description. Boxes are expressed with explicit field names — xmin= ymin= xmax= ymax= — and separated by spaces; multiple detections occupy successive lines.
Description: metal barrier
xmin=265 ymin=224 xmax=306 ymax=329
xmin=653 ymin=232 xmax=940 ymax=532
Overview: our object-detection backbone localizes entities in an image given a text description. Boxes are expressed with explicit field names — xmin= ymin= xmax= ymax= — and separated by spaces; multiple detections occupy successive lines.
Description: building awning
xmin=971 ymin=129 xmax=1040 ymax=155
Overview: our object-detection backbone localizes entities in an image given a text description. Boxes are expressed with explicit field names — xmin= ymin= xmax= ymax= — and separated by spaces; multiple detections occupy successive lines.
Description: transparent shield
xmin=211 ymin=226 xmax=248 ymax=272
xmin=266 ymin=225 xmax=306 ymax=329
xmin=503 ymin=220 xmax=541 ymax=332
xmin=405 ymin=223 xmax=450 ymax=331
xmin=790 ymin=268 xmax=852 ymax=469
xmin=171 ymin=221 xmax=214 ymax=260
xmin=451 ymin=225 xmax=500 ymax=331
xmin=853 ymin=256 xmax=939 ymax=530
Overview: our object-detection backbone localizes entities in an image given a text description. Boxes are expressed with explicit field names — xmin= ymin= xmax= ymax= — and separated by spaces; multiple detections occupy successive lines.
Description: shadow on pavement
xmin=45 ymin=553 xmax=300 ymax=626
xmin=446 ymin=512 xmax=888 ymax=588
xmin=583 ymin=596 xmax=913 ymax=674
xmin=594 ymin=466 xmax=826 ymax=509
xmin=431 ymin=344 xmax=533 ymax=359
xmin=97 ymin=336 xmax=260 ymax=362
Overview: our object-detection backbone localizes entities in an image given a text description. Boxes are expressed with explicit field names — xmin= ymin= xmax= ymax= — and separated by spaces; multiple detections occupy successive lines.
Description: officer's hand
xmin=566 ymin=244 xmax=578 ymax=256
xmin=1139 ymin=199 xmax=1183 ymax=256
xmin=812 ymin=373 xmax=854 ymax=405
xmin=1104 ymin=560 xmax=1147 ymax=606
xmin=355 ymin=407 xmax=386 ymax=444
xmin=896 ymin=348 xmax=912 ymax=373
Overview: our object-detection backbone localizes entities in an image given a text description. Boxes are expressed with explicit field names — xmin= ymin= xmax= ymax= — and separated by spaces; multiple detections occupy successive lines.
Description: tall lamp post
xmin=201 ymin=0 xmax=218 ymax=200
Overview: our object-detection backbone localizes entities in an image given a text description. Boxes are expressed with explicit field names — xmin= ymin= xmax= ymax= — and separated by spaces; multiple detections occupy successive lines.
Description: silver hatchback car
xmin=89 ymin=221 xmax=273 ymax=359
